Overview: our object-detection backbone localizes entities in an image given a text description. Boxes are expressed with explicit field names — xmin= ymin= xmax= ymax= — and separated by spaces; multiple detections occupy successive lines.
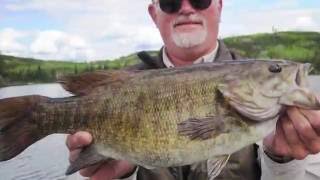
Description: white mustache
xmin=173 ymin=15 xmax=204 ymax=26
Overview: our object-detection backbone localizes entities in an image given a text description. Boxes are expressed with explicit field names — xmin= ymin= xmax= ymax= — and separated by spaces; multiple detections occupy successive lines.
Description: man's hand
xmin=264 ymin=107 xmax=320 ymax=161
xmin=66 ymin=131 xmax=136 ymax=180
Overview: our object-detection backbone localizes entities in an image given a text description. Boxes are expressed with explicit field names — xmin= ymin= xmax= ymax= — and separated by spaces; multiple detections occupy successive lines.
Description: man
xmin=66 ymin=0 xmax=320 ymax=179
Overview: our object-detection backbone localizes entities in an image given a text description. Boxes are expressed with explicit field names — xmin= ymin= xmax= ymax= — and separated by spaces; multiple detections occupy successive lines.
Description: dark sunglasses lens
xmin=159 ymin=0 xmax=182 ymax=14
xmin=189 ymin=0 xmax=212 ymax=10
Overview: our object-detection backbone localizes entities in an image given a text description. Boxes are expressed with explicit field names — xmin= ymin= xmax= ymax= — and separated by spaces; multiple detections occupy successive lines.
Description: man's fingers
xmin=79 ymin=163 xmax=103 ymax=177
xmin=91 ymin=160 xmax=136 ymax=180
xmin=300 ymin=109 xmax=320 ymax=135
xmin=281 ymin=116 xmax=309 ymax=159
xmin=288 ymin=108 xmax=320 ymax=154
xmin=65 ymin=131 xmax=136 ymax=179
xmin=69 ymin=148 xmax=82 ymax=163
xmin=288 ymin=108 xmax=318 ymax=141
xmin=299 ymin=109 xmax=320 ymax=153
xmin=66 ymin=131 xmax=94 ymax=169
xmin=65 ymin=131 xmax=112 ymax=178
xmin=66 ymin=131 xmax=93 ymax=150
xmin=272 ymin=119 xmax=291 ymax=156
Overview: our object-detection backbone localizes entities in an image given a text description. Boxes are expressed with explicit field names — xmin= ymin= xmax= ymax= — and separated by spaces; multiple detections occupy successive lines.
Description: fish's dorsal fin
xmin=58 ymin=70 xmax=138 ymax=96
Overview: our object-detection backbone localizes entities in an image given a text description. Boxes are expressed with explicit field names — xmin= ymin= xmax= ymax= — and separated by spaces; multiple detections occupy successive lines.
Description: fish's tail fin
xmin=0 ymin=95 xmax=48 ymax=161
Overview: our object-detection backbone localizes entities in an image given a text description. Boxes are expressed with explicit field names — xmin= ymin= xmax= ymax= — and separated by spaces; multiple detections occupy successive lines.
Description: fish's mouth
xmin=295 ymin=63 xmax=312 ymax=87
xmin=230 ymin=63 xmax=317 ymax=122
xmin=279 ymin=63 xmax=320 ymax=110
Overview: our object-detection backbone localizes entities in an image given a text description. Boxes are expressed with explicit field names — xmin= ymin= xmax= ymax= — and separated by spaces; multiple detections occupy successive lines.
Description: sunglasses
xmin=157 ymin=0 xmax=212 ymax=14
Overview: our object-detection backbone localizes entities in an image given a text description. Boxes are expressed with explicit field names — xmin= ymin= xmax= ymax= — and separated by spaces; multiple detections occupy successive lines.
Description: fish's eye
xmin=269 ymin=64 xmax=282 ymax=73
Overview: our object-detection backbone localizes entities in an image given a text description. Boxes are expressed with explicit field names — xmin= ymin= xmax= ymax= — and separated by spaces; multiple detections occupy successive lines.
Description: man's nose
xmin=179 ymin=0 xmax=196 ymax=14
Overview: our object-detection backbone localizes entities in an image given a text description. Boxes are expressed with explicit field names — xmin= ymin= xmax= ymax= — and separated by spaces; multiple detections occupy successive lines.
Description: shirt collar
xmin=163 ymin=41 xmax=219 ymax=68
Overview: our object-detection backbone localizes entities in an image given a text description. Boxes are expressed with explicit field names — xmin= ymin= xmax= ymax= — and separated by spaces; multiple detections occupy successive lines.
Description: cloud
xmin=59 ymin=0 xmax=162 ymax=59
xmin=5 ymin=0 xmax=89 ymax=12
xmin=220 ymin=8 xmax=320 ymax=37
xmin=2 ymin=0 xmax=320 ymax=61
xmin=4 ymin=0 xmax=161 ymax=60
xmin=0 ymin=28 xmax=27 ymax=56
xmin=295 ymin=16 xmax=317 ymax=29
xmin=273 ymin=0 xmax=300 ymax=9
xmin=30 ymin=30 xmax=95 ymax=61
xmin=0 ymin=28 xmax=95 ymax=61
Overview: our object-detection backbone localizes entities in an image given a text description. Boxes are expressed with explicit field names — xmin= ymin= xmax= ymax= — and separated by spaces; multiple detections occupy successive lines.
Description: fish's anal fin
xmin=58 ymin=70 xmax=138 ymax=96
xmin=65 ymin=144 xmax=112 ymax=175
xmin=177 ymin=116 xmax=228 ymax=140
xmin=207 ymin=155 xmax=230 ymax=180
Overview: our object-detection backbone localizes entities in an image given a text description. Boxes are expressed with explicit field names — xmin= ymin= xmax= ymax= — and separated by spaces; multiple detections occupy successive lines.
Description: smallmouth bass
xmin=0 ymin=60 xmax=319 ymax=176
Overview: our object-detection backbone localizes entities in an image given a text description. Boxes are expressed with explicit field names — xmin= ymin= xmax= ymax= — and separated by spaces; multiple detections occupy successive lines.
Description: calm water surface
xmin=309 ymin=76 xmax=320 ymax=92
xmin=0 ymin=83 xmax=73 ymax=99
xmin=0 ymin=76 xmax=319 ymax=180
xmin=0 ymin=84 xmax=84 ymax=180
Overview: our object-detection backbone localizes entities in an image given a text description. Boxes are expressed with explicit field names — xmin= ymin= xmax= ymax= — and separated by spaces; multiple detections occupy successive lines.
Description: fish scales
xmin=40 ymin=70 xmax=245 ymax=166
xmin=1 ymin=60 xmax=320 ymax=174
xmin=33 ymin=69 xmax=228 ymax=164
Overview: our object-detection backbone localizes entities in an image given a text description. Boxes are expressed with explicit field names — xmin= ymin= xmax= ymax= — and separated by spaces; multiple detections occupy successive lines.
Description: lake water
xmin=0 ymin=83 xmax=73 ymax=99
xmin=0 ymin=84 xmax=84 ymax=180
xmin=0 ymin=76 xmax=319 ymax=180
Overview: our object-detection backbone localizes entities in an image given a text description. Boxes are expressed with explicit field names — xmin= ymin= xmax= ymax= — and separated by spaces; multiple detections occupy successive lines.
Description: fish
xmin=0 ymin=60 xmax=319 ymax=177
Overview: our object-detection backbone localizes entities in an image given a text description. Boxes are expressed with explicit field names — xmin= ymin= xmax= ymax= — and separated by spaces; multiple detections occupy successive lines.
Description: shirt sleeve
xmin=116 ymin=144 xmax=320 ymax=180
xmin=258 ymin=145 xmax=307 ymax=180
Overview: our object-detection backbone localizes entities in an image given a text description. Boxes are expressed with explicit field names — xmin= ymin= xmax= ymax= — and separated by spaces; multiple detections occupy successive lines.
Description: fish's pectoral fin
xmin=207 ymin=155 xmax=230 ymax=180
xmin=66 ymin=144 xmax=112 ymax=175
xmin=58 ymin=70 xmax=139 ymax=96
xmin=177 ymin=116 xmax=228 ymax=140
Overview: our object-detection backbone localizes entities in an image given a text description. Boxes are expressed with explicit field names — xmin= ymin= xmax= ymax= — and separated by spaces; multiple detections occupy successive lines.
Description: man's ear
xmin=148 ymin=4 xmax=158 ymax=27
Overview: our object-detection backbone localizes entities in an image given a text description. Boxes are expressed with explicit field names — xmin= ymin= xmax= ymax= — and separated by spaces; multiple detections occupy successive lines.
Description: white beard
xmin=172 ymin=29 xmax=207 ymax=48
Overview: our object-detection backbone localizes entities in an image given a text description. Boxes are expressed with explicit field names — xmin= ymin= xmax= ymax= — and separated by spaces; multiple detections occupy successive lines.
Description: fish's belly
xmin=86 ymin=82 xmax=277 ymax=167
xmin=95 ymin=117 xmax=276 ymax=167
xmin=88 ymin=102 xmax=214 ymax=166
xmin=96 ymin=140 xmax=206 ymax=167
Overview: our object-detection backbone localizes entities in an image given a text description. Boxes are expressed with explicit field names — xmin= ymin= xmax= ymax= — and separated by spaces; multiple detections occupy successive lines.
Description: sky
xmin=0 ymin=0 xmax=319 ymax=61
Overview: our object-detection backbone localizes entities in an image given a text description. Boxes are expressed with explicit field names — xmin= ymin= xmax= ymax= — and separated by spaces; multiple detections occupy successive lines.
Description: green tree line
xmin=0 ymin=31 xmax=319 ymax=87
xmin=224 ymin=31 xmax=320 ymax=74
xmin=0 ymin=53 xmax=139 ymax=87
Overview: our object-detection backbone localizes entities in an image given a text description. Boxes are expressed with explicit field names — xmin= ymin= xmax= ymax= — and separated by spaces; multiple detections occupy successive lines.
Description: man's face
xmin=149 ymin=0 xmax=222 ymax=50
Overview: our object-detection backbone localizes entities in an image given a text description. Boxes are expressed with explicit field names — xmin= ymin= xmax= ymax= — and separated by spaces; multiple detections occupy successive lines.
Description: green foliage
xmin=0 ymin=31 xmax=319 ymax=87
xmin=0 ymin=75 xmax=5 ymax=87
xmin=224 ymin=31 xmax=320 ymax=74
xmin=312 ymin=50 xmax=320 ymax=74
xmin=0 ymin=53 xmax=141 ymax=86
